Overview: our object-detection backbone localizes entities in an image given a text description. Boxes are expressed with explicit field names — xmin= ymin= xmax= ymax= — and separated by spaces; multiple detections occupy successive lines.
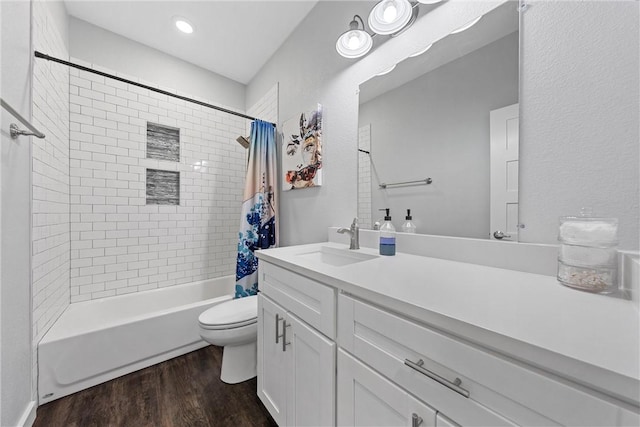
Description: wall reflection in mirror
xmin=358 ymin=1 xmax=519 ymax=240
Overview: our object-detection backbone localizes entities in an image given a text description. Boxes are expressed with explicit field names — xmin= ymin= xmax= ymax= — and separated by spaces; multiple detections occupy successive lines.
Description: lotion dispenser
xmin=401 ymin=209 xmax=417 ymax=234
xmin=379 ymin=209 xmax=396 ymax=256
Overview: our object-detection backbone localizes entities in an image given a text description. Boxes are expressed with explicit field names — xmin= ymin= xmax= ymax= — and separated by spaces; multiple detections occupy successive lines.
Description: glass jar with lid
xmin=557 ymin=208 xmax=618 ymax=293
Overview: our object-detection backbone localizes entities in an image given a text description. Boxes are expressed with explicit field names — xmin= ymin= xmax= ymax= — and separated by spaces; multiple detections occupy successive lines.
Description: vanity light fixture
xmin=174 ymin=17 xmax=194 ymax=34
xmin=408 ymin=43 xmax=433 ymax=57
xmin=336 ymin=15 xmax=373 ymax=59
xmin=450 ymin=15 xmax=482 ymax=34
xmin=336 ymin=0 xmax=442 ymax=59
xmin=368 ymin=0 xmax=415 ymax=35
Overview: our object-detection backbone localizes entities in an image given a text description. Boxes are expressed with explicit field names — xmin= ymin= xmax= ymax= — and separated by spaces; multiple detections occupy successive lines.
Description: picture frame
xmin=281 ymin=104 xmax=323 ymax=191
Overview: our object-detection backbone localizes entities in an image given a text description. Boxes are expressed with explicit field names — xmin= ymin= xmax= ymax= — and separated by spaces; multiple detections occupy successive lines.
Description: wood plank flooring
xmin=33 ymin=346 xmax=277 ymax=427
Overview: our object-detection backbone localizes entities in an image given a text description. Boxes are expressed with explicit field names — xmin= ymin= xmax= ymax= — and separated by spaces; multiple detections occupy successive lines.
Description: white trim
xmin=16 ymin=401 xmax=36 ymax=427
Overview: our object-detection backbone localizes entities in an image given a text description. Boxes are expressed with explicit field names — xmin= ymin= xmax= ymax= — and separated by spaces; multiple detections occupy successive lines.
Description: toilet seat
xmin=200 ymin=318 xmax=256 ymax=330
xmin=199 ymin=295 xmax=257 ymax=330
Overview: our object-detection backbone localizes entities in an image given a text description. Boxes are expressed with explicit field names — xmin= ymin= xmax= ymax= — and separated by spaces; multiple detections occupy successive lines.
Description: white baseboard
xmin=16 ymin=400 xmax=37 ymax=427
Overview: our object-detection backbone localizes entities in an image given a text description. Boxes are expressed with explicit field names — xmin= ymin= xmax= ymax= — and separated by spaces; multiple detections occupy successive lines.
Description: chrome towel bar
xmin=379 ymin=178 xmax=432 ymax=189
xmin=1 ymin=98 xmax=45 ymax=139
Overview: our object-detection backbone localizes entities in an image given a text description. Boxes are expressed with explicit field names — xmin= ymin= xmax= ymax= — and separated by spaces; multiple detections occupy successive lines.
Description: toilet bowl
xmin=198 ymin=295 xmax=258 ymax=384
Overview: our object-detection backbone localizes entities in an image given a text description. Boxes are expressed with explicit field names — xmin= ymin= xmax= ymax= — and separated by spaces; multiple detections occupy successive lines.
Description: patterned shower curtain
xmin=235 ymin=120 xmax=278 ymax=298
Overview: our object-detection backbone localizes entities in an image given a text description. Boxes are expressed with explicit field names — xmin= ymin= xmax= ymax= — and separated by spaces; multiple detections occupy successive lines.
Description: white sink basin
xmin=296 ymin=246 xmax=378 ymax=267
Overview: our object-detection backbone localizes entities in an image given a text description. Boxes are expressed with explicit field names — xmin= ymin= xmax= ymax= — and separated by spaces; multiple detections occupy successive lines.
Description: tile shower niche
xmin=146 ymin=122 xmax=180 ymax=205
xmin=147 ymin=122 xmax=180 ymax=162
xmin=146 ymin=169 xmax=179 ymax=205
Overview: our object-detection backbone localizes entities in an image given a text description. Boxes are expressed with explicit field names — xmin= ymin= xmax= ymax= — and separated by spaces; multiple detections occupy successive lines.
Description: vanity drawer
xmin=259 ymin=262 xmax=335 ymax=339
xmin=338 ymin=294 xmax=635 ymax=426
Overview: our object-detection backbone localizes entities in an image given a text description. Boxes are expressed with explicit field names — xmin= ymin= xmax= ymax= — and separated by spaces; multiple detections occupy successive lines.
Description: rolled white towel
xmin=559 ymin=244 xmax=617 ymax=266
xmin=559 ymin=220 xmax=618 ymax=244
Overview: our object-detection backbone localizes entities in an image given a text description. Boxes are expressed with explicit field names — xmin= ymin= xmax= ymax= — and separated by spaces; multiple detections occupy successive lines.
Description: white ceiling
xmin=64 ymin=0 xmax=319 ymax=84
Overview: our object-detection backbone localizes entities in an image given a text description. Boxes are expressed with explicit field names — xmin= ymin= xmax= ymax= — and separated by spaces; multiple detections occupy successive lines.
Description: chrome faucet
xmin=337 ymin=217 xmax=360 ymax=250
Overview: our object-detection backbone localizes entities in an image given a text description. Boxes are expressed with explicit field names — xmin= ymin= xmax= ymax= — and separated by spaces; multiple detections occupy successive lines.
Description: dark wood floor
xmin=33 ymin=346 xmax=277 ymax=427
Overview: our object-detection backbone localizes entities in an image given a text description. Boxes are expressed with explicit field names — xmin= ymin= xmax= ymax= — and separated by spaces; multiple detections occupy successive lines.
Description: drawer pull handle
xmin=282 ymin=319 xmax=291 ymax=352
xmin=412 ymin=413 xmax=423 ymax=427
xmin=404 ymin=358 xmax=470 ymax=398
xmin=275 ymin=313 xmax=282 ymax=344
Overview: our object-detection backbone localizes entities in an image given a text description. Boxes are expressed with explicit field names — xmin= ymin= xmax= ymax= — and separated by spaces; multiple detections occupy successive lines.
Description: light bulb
xmin=368 ymin=0 xmax=413 ymax=36
xmin=336 ymin=19 xmax=373 ymax=59
xmin=348 ymin=32 xmax=361 ymax=49
xmin=383 ymin=1 xmax=398 ymax=23
xmin=175 ymin=19 xmax=194 ymax=34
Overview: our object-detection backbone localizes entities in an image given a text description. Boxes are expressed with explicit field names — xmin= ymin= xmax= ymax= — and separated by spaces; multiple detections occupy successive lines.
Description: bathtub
xmin=38 ymin=275 xmax=235 ymax=403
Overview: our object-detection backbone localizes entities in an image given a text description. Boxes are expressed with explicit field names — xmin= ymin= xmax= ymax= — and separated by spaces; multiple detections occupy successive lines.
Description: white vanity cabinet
xmin=338 ymin=349 xmax=438 ymax=426
xmin=337 ymin=294 xmax=515 ymax=426
xmin=257 ymin=262 xmax=336 ymax=426
xmin=255 ymin=243 xmax=639 ymax=427
xmin=338 ymin=293 xmax=639 ymax=426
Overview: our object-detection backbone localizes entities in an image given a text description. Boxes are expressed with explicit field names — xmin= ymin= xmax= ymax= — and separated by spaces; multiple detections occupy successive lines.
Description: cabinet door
xmin=286 ymin=312 xmax=336 ymax=426
xmin=260 ymin=262 xmax=336 ymax=338
xmin=337 ymin=349 xmax=436 ymax=427
xmin=257 ymin=294 xmax=288 ymax=426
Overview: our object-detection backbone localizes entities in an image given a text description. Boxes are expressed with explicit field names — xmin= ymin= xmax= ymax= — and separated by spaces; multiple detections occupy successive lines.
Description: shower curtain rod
xmin=34 ymin=51 xmax=276 ymax=127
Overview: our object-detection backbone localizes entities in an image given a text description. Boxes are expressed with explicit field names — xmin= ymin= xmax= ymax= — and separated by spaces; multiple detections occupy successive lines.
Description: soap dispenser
xmin=379 ymin=208 xmax=396 ymax=256
xmin=401 ymin=209 xmax=417 ymax=234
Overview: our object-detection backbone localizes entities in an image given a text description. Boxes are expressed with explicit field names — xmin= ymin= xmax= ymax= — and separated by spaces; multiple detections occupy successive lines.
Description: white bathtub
xmin=38 ymin=275 xmax=235 ymax=403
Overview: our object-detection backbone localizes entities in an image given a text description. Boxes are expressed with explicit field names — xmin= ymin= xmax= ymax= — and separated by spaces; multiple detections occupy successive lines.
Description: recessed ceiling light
xmin=175 ymin=18 xmax=194 ymax=34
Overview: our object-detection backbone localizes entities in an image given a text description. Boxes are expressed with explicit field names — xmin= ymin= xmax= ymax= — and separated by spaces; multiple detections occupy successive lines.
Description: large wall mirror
xmin=358 ymin=1 xmax=519 ymax=240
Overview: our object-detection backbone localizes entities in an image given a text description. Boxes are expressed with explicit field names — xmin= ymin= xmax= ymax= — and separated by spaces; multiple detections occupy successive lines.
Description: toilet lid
xmin=199 ymin=295 xmax=257 ymax=329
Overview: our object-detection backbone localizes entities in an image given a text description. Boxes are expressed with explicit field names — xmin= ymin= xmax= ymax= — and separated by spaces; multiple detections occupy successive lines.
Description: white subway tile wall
xmin=358 ymin=124 xmax=372 ymax=229
xmin=69 ymin=59 xmax=251 ymax=301
xmin=245 ymin=83 xmax=279 ymax=137
xmin=32 ymin=0 xmax=71 ymax=396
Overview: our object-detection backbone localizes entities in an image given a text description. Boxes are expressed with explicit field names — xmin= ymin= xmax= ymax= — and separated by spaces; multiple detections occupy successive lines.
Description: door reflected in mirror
xmin=358 ymin=1 xmax=519 ymax=240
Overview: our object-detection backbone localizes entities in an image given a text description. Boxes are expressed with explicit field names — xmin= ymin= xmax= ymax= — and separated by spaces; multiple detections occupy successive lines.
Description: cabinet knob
xmin=412 ymin=413 xmax=423 ymax=427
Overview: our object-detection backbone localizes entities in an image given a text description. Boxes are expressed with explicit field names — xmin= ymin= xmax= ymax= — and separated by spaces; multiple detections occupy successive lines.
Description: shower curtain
xmin=235 ymin=120 xmax=278 ymax=298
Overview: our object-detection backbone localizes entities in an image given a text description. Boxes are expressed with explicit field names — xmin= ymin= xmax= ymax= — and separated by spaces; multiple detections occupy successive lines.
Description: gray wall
xmin=519 ymin=0 xmax=639 ymax=250
xmin=1 ymin=1 xmax=35 ymax=424
xmin=359 ymin=32 xmax=519 ymax=238
xmin=248 ymin=0 xmax=639 ymax=250
xmin=247 ymin=0 xmax=514 ymax=246
xmin=248 ymin=1 xmax=377 ymax=246
xmin=69 ymin=17 xmax=246 ymax=111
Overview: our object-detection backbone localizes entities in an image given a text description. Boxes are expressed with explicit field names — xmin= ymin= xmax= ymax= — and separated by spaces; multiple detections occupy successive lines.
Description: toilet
xmin=198 ymin=295 xmax=258 ymax=384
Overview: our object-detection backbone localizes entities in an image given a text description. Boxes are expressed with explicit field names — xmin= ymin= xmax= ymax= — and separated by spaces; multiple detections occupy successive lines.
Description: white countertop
xmin=256 ymin=242 xmax=640 ymax=406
